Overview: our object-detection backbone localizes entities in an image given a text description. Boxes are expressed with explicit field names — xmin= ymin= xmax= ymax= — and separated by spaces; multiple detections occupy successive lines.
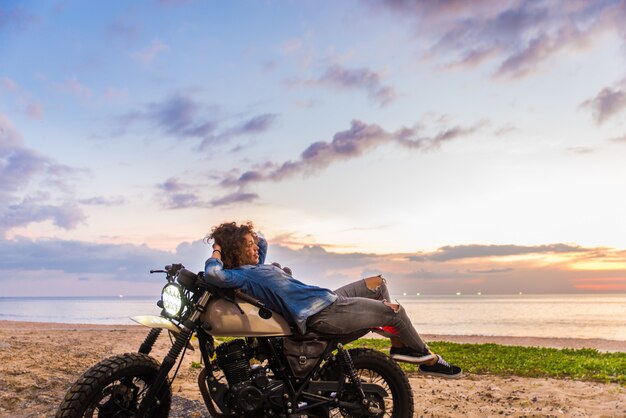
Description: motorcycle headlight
xmin=161 ymin=284 xmax=185 ymax=317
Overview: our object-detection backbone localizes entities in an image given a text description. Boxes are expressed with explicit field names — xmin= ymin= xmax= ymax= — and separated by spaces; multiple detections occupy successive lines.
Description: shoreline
xmin=0 ymin=320 xmax=624 ymax=417
xmin=1 ymin=320 xmax=623 ymax=352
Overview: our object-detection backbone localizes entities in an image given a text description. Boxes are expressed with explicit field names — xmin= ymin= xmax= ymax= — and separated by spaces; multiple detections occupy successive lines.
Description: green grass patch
xmin=345 ymin=339 xmax=626 ymax=385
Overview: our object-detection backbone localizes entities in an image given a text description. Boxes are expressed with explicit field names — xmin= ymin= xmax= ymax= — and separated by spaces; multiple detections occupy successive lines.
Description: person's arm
xmin=203 ymin=243 xmax=241 ymax=288
xmin=257 ymin=233 xmax=268 ymax=265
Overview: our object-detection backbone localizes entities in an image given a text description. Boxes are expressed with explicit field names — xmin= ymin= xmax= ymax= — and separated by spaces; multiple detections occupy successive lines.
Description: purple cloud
xmin=1 ymin=77 xmax=44 ymax=119
xmin=79 ymin=196 xmax=128 ymax=206
xmin=0 ymin=236 xmax=176 ymax=280
xmin=0 ymin=5 xmax=36 ymax=31
xmin=156 ymin=178 xmax=259 ymax=209
xmin=2 ymin=199 xmax=85 ymax=230
xmin=0 ymin=113 xmax=85 ymax=233
xmin=317 ymin=65 xmax=396 ymax=106
xmin=232 ymin=113 xmax=278 ymax=136
xmin=209 ymin=190 xmax=259 ymax=207
xmin=106 ymin=19 xmax=140 ymax=43
xmin=120 ymin=94 xmax=277 ymax=149
xmin=369 ymin=0 xmax=625 ymax=80
xmin=218 ymin=118 xmax=484 ymax=190
xmin=410 ymin=243 xmax=589 ymax=262
xmin=580 ymin=80 xmax=626 ymax=124
xmin=156 ymin=177 xmax=203 ymax=209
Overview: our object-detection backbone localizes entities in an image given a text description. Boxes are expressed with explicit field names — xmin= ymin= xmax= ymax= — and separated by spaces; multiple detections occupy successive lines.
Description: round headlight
xmin=161 ymin=284 xmax=184 ymax=317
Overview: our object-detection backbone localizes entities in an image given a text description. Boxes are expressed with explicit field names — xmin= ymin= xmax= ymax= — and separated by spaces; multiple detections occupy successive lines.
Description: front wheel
xmin=319 ymin=348 xmax=414 ymax=418
xmin=55 ymin=353 xmax=171 ymax=418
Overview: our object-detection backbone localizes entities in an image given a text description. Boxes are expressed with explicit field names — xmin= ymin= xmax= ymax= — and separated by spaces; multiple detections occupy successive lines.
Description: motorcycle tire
xmin=319 ymin=348 xmax=414 ymax=418
xmin=55 ymin=353 xmax=171 ymax=418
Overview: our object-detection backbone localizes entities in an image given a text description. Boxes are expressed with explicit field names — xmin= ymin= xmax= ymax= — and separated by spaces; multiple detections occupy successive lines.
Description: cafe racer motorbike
xmin=56 ymin=263 xmax=414 ymax=417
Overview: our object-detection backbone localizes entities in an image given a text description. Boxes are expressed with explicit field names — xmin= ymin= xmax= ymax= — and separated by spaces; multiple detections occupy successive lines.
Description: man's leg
xmin=307 ymin=295 xmax=430 ymax=355
xmin=311 ymin=282 xmax=463 ymax=376
xmin=334 ymin=275 xmax=390 ymax=301
xmin=334 ymin=276 xmax=408 ymax=348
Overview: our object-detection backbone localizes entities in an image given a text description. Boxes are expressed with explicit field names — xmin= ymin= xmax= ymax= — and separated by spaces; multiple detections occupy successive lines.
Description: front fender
xmin=130 ymin=315 xmax=182 ymax=333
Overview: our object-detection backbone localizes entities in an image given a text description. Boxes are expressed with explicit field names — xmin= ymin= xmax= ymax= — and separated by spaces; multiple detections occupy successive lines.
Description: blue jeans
xmin=306 ymin=277 xmax=428 ymax=351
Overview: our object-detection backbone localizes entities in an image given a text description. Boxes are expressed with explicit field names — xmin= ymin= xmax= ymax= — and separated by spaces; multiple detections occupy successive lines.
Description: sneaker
xmin=418 ymin=356 xmax=462 ymax=379
xmin=389 ymin=347 xmax=436 ymax=364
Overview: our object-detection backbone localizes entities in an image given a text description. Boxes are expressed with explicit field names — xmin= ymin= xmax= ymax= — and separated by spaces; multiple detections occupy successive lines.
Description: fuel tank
xmin=201 ymin=297 xmax=292 ymax=337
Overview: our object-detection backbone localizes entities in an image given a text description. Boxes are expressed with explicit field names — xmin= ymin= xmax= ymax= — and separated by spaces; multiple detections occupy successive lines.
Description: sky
xmin=1 ymin=0 xmax=626 ymax=296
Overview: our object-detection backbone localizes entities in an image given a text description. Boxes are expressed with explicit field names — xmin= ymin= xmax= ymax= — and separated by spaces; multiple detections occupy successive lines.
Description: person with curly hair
xmin=204 ymin=221 xmax=462 ymax=379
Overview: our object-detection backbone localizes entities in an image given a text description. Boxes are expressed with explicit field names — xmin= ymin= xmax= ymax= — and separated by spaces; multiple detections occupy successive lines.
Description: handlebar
xmin=150 ymin=263 xmax=184 ymax=275
xmin=233 ymin=289 xmax=273 ymax=319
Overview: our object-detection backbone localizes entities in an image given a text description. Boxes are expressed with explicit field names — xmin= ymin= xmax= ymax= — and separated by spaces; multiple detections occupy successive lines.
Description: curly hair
xmin=208 ymin=221 xmax=256 ymax=269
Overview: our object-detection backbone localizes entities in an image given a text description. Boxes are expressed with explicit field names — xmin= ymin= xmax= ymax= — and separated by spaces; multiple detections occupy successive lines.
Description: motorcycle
xmin=56 ymin=263 xmax=414 ymax=417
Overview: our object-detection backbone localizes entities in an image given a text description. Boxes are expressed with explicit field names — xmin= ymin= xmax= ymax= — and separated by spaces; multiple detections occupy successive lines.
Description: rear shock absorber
xmin=336 ymin=343 xmax=366 ymax=402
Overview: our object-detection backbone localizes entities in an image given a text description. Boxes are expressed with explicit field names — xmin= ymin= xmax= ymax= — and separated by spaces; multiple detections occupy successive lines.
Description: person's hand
xmin=212 ymin=242 xmax=222 ymax=259
xmin=271 ymin=262 xmax=293 ymax=276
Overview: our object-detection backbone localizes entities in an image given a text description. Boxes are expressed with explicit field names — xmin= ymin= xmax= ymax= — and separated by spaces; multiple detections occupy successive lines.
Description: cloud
xmin=156 ymin=0 xmax=193 ymax=5
xmin=1 ymin=233 xmax=625 ymax=295
xmin=411 ymin=243 xmax=589 ymax=262
xmin=202 ymin=113 xmax=279 ymax=149
xmin=0 ymin=5 xmax=36 ymax=31
xmin=0 ymin=237 xmax=173 ymax=279
xmin=131 ymin=40 xmax=169 ymax=64
xmin=209 ymin=190 xmax=259 ymax=207
xmin=57 ymin=77 xmax=92 ymax=102
xmin=0 ymin=236 xmax=210 ymax=294
xmin=79 ymin=196 xmax=127 ymax=206
xmin=231 ymin=113 xmax=278 ymax=136
xmin=580 ymin=80 xmax=626 ymax=124
xmin=610 ymin=135 xmax=626 ymax=143
xmin=119 ymin=93 xmax=277 ymax=148
xmin=1 ymin=77 xmax=44 ymax=119
xmin=467 ymin=268 xmax=514 ymax=274
xmin=3 ymin=199 xmax=84 ymax=230
xmin=317 ymin=65 xmax=396 ymax=106
xmin=219 ymin=118 xmax=484 ymax=189
xmin=106 ymin=19 xmax=139 ymax=42
xmin=369 ymin=0 xmax=625 ymax=80
xmin=566 ymin=146 xmax=595 ymax=154
xmin=0 ymin=113 xmax=85 ymax=234
xmin=156 ymin=178 xmax=259 ymax=209
xmin=156 ymin=177 xmax=203 ymax=209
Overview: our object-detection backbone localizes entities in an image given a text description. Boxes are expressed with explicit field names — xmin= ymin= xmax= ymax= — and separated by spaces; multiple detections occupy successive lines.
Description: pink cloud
xmin=132 ymin=40 xmax=169 ymax=64
xmin=580 ymin=80 xmax=626 ymax=125
xmin=370 ymin=0 xmax=626 ymax=80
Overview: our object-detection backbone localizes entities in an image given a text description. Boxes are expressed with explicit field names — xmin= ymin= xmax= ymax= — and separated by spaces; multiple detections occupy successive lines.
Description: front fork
xmin=138 ymin=328 xmax=162 ymax=354
xmin=135 ymin=290 xmax=211 ymax=417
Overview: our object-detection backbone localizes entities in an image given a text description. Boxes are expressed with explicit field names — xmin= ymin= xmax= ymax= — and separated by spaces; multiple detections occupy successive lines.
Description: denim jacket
xmin=203 ymin=236 xmax=337 ymax=334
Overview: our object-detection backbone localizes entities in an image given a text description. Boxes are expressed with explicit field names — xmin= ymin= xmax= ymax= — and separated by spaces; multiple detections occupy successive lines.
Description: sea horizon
xmin=2 ymin=291 xmax=625 ymax=298
xmin=2 ymin=293 xmax=625 ymax=342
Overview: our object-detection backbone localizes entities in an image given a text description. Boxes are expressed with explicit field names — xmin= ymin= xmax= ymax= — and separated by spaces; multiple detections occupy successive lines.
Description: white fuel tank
xmin=201 ymin=298 xmax=293 ymax=337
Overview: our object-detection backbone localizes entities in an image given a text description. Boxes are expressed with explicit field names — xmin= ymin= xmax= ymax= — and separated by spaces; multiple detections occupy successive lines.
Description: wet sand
xmin=0 ymin=321 xmax=624 ymax=417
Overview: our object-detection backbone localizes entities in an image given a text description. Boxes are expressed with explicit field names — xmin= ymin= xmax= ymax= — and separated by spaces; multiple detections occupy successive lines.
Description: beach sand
xmin=0 ymin=320 xmax=624 ymax=417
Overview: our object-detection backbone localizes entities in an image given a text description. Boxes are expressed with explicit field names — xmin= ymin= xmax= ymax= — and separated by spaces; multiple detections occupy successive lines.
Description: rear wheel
xmin=318 ymin=348 xmax=414 ymax=418
xmin=56 ymin=353 xmax=171 ymax=418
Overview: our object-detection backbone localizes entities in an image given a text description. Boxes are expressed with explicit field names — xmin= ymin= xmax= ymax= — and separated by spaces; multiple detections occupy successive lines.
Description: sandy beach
xmin=0 ymin=320 xmax=624 ymax=417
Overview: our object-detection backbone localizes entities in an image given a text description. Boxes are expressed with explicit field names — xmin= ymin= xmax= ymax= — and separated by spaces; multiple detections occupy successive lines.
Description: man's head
xmin=209 ymin=221 xmax=259 ymax=268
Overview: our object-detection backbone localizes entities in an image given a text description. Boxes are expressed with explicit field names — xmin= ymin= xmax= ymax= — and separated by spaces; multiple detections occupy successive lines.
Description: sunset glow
xmin=1 ymin=1 xmax=626 ymax=296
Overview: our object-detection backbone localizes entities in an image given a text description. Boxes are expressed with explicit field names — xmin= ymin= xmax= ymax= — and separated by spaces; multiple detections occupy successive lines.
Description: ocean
xmin=1 ymin=294 xmax=625 ymax=341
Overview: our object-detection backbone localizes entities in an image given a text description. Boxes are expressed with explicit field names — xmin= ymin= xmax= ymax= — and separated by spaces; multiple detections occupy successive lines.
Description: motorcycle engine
xmin=215 ymin=339 xmax=278 ymax=414
xmin=216 ymin=339 xmax=251 ymax=385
